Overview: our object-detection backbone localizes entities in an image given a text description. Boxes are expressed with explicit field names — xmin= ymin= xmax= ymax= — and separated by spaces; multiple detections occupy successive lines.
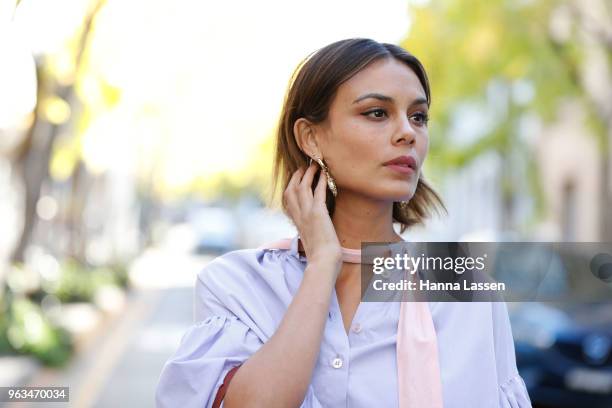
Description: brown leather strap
xmin=212 ymin=364 xmax=242 ymax=408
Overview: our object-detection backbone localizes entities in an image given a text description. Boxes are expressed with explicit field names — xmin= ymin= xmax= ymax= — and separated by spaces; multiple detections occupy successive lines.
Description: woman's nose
xmin=393 ymin=116 xmax=417 ymax=145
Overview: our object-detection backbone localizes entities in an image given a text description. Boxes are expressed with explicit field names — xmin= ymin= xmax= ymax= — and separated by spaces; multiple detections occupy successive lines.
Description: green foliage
xmin=403 ymin=0 xmax=586 ymax=168
xmin=400 ymin=0 xmax=600 ymax=226
xmin=0 ymin=257 xmax=130 ymax=366
xmin=51 ymin=259 xmax=126 ymax=303
xmin=0 ymin=313 xmax=12 ymax=354
xmin=0 ymin=296 xmax=73 ymax=367
xmin=108 ymin=262 xmax=130 ymax=289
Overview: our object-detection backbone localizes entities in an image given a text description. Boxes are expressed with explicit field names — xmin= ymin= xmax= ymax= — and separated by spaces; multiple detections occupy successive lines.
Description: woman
xmin=155 ymin=38 xmax=532 ymax=408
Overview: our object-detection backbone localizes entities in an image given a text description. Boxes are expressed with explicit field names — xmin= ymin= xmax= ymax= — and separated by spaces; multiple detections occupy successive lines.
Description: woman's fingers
xmin=288 ymin=165 xmax=305 ymax=188
xmin=284 ymin=161 xmax=329 ymax=228
xmin=297 ymin=162 xmax=318 ymax=205
xmin=284 ymin=166 xmax=305 ymax=217
xmin=299 ymin=161 xmax=318 ymax=187
xmin=282 ymin=161 xmax=342 ymax=268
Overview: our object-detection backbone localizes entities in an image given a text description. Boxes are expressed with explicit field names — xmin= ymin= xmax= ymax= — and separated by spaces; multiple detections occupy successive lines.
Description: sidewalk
xmin=1 ymin=247 xmax=209 ymax=408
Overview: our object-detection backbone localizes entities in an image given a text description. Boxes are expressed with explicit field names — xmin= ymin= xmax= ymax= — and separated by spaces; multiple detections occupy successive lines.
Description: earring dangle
xmin=310 ymin=155 xmax=337 ymax=197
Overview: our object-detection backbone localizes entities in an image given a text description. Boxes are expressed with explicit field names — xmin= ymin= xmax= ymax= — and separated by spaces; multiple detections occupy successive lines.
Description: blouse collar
xmin=288 ymin=232 xmax=410 ymax=264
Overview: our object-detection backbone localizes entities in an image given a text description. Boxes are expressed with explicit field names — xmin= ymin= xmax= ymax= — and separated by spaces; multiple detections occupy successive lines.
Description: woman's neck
xmin=331 ymin=198 xmax=404 ymax=250
xmin=296 ymin=197 xmax=405 ymax=255
xmin=296 ymin=226 xmax=404 ymax=255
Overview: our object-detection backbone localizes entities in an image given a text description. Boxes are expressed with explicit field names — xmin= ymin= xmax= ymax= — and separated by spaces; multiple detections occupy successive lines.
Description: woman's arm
xmin=223 ymin=259 xmax=339 ymax=408
xmin=224 ymin=161 xmax=342 ymax=407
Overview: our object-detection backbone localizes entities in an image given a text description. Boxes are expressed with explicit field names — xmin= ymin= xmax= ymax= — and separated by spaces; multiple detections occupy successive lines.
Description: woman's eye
xmin=410 ymin=112 xmax=429 ymax=127
xmin=362 ymin=109 xmax=429 ymax=126
xmin=362 ymin=108 xmax=387 ymax=119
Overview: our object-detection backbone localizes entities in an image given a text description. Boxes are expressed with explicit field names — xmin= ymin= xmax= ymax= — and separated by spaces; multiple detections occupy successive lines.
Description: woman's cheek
xmin=418 ymin=136 xmax=429 ymax=160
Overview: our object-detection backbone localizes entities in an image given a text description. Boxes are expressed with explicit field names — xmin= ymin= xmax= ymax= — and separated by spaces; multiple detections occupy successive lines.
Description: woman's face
xmin=315 ymin=57 xmax=430 ymax=203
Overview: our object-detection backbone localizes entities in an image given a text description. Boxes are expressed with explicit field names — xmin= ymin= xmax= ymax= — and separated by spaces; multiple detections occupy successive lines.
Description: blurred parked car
xmin=186 ymin=206 xmax=240 ymax=255
xmin=510 ymin=302 xmax=612 ymax=408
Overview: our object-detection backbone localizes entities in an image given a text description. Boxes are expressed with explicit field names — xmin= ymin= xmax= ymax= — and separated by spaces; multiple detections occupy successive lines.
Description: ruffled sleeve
xmin=155 ymin=249 xmax=325 ymax=408
xmin=492 ymin=301 xmax=533 ymax=407
xmin=499 ymin=374 xmax=532 ymax=408
xmin=156 ymin=314 xmax=262 ymax=408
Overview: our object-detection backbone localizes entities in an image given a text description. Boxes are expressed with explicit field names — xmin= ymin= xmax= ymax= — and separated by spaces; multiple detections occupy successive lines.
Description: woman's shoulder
xmin=197 ymin=245 xmax=297 ymax=286
xmin=194 ymin=245 xmax=300 ymax=340
xmin=195 ymin=244 xmax=304 ymax=314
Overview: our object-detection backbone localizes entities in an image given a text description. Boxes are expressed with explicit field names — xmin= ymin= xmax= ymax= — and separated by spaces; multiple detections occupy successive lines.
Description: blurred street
xmin=1 ymin=246 xmax=212 ymax=408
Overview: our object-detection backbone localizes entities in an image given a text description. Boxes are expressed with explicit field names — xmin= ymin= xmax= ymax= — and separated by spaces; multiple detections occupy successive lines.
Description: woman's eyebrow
xmin=353 ymin=92 xmax=393 ymax=104
xmin=352 ymin=92 xmax=428 ymax=107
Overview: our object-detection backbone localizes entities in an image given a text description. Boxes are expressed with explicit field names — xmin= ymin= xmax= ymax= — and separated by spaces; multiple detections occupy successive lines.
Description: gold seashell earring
xmin=309 ymin=155 xmax=337 ymax=197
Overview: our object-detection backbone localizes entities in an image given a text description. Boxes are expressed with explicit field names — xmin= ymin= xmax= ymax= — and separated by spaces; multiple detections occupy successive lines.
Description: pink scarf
xmin=258 ymin=237 xmax=444 ymax=408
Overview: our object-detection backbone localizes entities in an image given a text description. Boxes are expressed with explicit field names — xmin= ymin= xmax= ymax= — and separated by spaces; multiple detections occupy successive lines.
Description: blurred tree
xmin=403 ymin=0 xmax=611 ymax=239
xmin=556 ymin=0 xmax=612 ymax=241
xmin=10 ymin=0 xmax=106 ymax=262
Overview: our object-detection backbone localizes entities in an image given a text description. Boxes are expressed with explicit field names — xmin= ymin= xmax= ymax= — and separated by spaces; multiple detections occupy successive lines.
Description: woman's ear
xmin=293 ymin=118 xmax=320 ymax=158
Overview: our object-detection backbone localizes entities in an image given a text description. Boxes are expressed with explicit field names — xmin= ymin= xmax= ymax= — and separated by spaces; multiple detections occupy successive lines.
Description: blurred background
xmin=0 ymin=0 xmax=611 ymax=406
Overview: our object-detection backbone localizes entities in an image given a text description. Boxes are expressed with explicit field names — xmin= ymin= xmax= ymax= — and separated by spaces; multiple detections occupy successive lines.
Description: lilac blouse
xmin=155 ymin=233 xmax=532 ymax=407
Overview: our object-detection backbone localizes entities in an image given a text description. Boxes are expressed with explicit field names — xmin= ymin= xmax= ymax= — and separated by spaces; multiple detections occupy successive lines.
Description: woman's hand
xmin=283 ymin=162 xmax=342 ymax=272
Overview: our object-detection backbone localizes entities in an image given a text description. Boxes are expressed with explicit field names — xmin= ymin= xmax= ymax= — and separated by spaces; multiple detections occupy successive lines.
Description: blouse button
xmin=331 ymin=356 xmax=343 ymax=369
xmin=351 ymin=323 xmax=362 ymax=333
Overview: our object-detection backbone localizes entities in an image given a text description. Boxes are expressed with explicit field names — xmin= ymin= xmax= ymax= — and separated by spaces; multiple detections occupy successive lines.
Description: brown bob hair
xmin=269 ymin=38 xmax=447 ymax=234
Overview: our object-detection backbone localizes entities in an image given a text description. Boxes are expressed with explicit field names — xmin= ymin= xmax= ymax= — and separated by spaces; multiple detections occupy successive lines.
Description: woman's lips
xmin=385 ymin=164 xmax=415 ymax=175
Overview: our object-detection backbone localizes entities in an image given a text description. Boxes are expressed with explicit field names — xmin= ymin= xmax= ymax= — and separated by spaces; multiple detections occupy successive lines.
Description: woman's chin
xmin=383 ymin=184 xmax=417 ymax=200
xmin=383 ymin=192 xmax=415 ymax=202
